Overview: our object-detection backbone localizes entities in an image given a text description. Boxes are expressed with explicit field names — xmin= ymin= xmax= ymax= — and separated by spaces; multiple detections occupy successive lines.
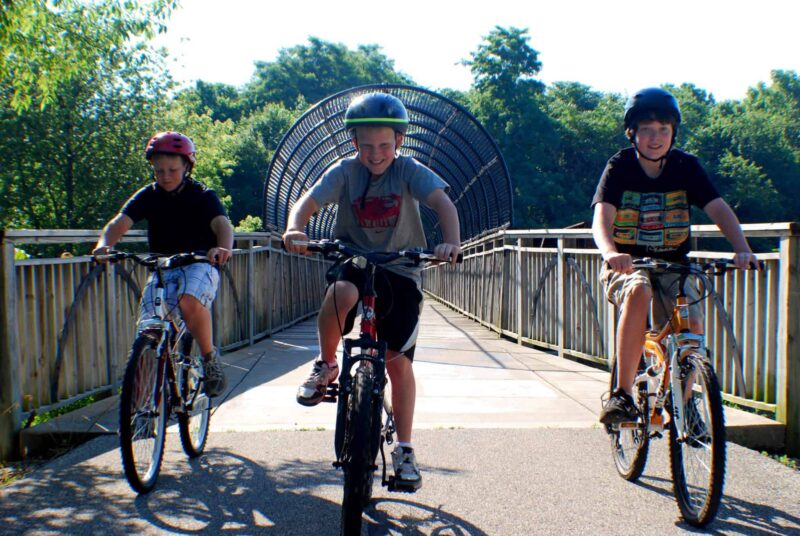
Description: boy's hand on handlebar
xmin=282 ymin=230 xmax=310 ymax=254
xmin=434 ymin=242 xmax=461 ymax=265
xmin=92 ymin=245 xmax=112 ymax=262
xmin=604 ymin=251 xmax=634 ymax=273
xmin=732 ymin=251 xmax=759 ymax=270
xmin=208 ymin=247 xmax=232 ymax=265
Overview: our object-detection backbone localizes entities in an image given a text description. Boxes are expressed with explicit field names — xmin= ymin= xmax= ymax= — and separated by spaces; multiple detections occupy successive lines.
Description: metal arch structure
xmin=263 ymin=83 xmax=513 ymax=246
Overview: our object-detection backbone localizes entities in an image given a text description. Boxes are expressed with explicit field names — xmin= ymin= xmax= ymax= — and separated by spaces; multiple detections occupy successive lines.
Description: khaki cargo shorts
xmin=600 ymin=265 xmax=703 ymax=329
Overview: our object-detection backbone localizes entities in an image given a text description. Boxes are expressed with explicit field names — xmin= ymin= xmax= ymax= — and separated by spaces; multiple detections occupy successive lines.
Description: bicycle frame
xmin=333 ymin=261 xmax=389 ymax=465
xmin=627 ymin=268 xmax=710 ymax=442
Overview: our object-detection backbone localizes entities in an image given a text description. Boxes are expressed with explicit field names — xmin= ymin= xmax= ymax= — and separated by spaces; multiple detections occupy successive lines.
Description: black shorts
xmin=327 ymin=262 xmax=423 ymax=360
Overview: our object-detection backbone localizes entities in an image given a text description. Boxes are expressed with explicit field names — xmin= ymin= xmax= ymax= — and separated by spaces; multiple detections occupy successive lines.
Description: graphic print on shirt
xmin=613 ymin=190 xmax=689 ymax=251
xmin=352 ymin=194 xmax=402 ymax=229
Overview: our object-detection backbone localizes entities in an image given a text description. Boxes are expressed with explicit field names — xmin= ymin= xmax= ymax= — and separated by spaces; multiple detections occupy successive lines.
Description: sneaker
xmin=391 ymin=446 xmax=422 ymax=490
xmin=296 ymin=359 xmax=338 ymax=406
xmin=684 ymin=399 xmax=710 ymax=448
xmin=203 ymin=350 xmax=227 ymax=397
xmin=599 ymin=388 xmax=639 ymax=425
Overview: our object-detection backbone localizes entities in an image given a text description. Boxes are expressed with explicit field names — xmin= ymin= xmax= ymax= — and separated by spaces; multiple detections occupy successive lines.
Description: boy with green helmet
xmin=283 ymin=92 xmax=461 ymax=489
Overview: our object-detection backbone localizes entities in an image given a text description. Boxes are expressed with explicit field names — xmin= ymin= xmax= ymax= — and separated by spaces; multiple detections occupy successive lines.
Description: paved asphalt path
xmin=2 ymin=302 xmax=800 ymax=535
xmin=2 ymin=427 xmax=799 ymax=535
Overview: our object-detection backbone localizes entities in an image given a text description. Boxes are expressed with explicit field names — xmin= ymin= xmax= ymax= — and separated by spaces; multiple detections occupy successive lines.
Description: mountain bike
xmin=96 ymin=251 xmax=213 ymax=494
xmin=296 ymin=239 xmax=459 ymax=535
xmin=605 ymin=257 xmax=759 ymax=527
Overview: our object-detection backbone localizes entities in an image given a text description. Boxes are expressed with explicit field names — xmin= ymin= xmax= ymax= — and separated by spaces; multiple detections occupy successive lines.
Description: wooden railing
xmin=423 ymin=223 xmax=800 ymax=455
xmin=2 ymin=224 xmax=799 ymax=459
xmin=0 ymin=230 xmax=328 ymax=459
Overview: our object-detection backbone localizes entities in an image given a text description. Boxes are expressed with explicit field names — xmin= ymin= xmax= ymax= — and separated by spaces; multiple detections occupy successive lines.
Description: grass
xmin=762 ymin=451 xmax=800 ymax=471
xmin=26 ymin=394 xmax=99 ymax=428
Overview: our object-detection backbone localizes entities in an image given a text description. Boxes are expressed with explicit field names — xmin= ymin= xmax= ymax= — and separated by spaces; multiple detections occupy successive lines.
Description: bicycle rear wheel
xmin=341 ymin=363 xmax=378 ymax=535
xmin=607 ymin=357 xmax=649 ymax=481
xmin=668 ymin=352 xmax=725 ymax=527
xmin=178 ymin=354 xmax=211 ymax=457
xmin=119 ymin=335 xmax=168 ymax=494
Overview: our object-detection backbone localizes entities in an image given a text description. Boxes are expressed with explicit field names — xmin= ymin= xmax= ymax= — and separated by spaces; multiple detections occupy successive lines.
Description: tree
xmin=0 ymin=0 xmax=176 ymax=112
xmin=0 ymin=45 xmax=172 ymax=230
xmin=545 ymin=83 xmax=626 ymax=226
xmin=463 ymin=27 xmax=560 ymax=227
xmin=242 ymin=37 xmax=412 ymax=111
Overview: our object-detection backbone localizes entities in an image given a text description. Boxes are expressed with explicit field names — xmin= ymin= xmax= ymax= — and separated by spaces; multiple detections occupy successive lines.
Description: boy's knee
xmin=624 ymin=283 xmax=652 ymax=305
xmin=324 ymin=281 xmax=359 ymax=308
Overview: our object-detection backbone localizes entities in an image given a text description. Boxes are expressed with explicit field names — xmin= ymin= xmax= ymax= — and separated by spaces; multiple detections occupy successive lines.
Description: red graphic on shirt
xmin=353 ymin=194 xmax=402 ymax=229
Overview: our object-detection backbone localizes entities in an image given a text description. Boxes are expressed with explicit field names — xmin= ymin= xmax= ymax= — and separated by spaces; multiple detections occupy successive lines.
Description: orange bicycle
xmin=606 ymin=257 xmax=759 ymax=527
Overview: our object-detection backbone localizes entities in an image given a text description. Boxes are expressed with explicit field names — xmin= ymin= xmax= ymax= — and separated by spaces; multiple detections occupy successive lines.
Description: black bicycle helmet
xmin=623 ymin=87 xmax=681 ymax=131
xmin=344 ymin=93 xmax=409 ymax=134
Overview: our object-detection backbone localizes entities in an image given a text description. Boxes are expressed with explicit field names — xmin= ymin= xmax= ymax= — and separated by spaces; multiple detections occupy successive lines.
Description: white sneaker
xmin=391 ymin=446 xmax=422 ymax=490
xmin=296 ymin=359 xmax=338 ymax=406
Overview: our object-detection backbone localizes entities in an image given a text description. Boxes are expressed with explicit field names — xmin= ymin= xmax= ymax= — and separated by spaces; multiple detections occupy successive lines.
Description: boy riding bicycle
xmin=591 ymin=88 xmax=757 ymax=425
xmin=92 ymin=131 xmax=233 ymax=397
xmin=282 ymin=93 xmax=461 ymax=490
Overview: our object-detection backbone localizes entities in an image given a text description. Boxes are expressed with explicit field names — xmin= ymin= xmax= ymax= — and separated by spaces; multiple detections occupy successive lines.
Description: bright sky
xmin=154 ymin=0 xmax=800 ymax=102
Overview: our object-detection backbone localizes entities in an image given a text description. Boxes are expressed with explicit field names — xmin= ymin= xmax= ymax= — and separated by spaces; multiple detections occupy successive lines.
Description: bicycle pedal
xmin=322 ymin=382 xmax=338 ymax=402
xmin=385 ymin=476 xmax=420 ymax=493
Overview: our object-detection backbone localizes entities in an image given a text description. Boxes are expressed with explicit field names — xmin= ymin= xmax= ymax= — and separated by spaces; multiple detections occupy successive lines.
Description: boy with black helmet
xmin=93 ymin=131 xmax=233 ymax=397
xmin=591 ymin=88 xmax=757 ymax=424
xmin=283 ymin=92 xmax=461 ymax=490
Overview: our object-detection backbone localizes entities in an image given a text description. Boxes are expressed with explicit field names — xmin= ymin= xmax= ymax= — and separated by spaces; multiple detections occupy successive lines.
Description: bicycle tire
xmin=607 ymin=357 xmax=649 ymax=481
xmin=341 ymin=363 xmax=377 ymax=535
xmin=178 ymin=354 xmax=211 ymax=457
xmin=119 ymin=335 xmax=168 ymax=494
xmin=668 ymin=352 xmax=725 ymax=527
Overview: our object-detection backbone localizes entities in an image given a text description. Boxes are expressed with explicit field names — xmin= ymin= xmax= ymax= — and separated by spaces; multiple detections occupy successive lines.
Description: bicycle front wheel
xmin=178 ymin=355 xmax=211 ymax=457
xmin=607 ymin=357 xmax=649 ymax=481
xmin=668 ymin=352 xmax=725 ymax=527
xmin=341 ymin=363 xmax=378 ymax=535
xmin=119 ymin=335 xmax=168 ymax=494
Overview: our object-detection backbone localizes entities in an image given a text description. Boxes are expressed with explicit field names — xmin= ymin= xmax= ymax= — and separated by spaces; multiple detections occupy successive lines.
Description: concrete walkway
xmin=23 ymin=299 xmax=784 ymax=452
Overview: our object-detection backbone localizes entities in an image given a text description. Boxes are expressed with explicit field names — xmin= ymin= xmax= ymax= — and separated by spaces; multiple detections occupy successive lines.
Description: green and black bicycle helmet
xmin=344 ymin=93 xmax=409 ymax=134
xmin=624 ymin=88 xmax=681 ymax=163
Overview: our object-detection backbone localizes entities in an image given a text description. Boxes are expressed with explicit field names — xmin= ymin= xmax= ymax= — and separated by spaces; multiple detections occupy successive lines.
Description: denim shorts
xmin=138 ymin=263 xmax=219 ymax=323
xmin=600 ymin=265 xmax=703 ymax=329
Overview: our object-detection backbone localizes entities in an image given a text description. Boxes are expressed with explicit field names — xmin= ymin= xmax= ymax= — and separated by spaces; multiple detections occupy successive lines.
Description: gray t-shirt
xmin=307 ymin=155 xmax=448 ymax=284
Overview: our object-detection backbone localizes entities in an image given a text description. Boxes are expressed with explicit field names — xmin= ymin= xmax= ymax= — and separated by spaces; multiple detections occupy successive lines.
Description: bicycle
xmin=95 ymin=251 xmax=213 ymax=494
xmin=604 ymin=257 xmax=759 ymax=527
xmin=295 ymin=239 xmax=459 ymax=535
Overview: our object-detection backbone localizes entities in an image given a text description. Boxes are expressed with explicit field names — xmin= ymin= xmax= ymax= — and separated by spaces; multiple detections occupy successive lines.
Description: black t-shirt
xmin=591 ymin=148 xmax=720 ymax=262
xmin=121 ymin=179 xmax=227 ymax=254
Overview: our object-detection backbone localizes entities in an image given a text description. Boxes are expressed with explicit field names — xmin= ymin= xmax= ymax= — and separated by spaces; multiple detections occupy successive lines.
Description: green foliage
xmin=242 ymin=37 xmax=413 ymax=111
xmin=0 ymin=43 xmax=172 ymax=229
xmin=234 ymin=215 xmax=263 ymax=232
xmin=0 ymin=0 xmax=177 ymax=112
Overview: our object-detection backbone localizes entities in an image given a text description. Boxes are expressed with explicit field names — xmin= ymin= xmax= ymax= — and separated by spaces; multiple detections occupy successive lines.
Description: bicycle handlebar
xmin=631 ymin=257 xmax=764 ymax=274
xmin=94 ymin=250 xmax=210 ymax=269
xmin=284 ymin=239 xmax=463 ymax=265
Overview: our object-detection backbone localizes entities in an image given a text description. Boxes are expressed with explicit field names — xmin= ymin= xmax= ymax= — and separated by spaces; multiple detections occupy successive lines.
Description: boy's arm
xmin=209 ymin=215 xmax=234 ymax=265
xmin=592 ymin=202 xmax=633 ymax=273
xmin=703 ymin=198 xmax=757 ymax=269
xmin=425 ymin=188 xmax=461 ymax=264
xmin=282 ymin=193 xmax=320 ymax=254
xmin=92 ymin=214 xmax=134 ymax=256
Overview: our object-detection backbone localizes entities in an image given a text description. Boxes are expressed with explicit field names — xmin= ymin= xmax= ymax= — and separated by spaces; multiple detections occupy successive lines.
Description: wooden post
xmin=516 ymin=238 xmax=523 ymax=344
xmin=557 ymin=237 xmax=565 ymax=357
xmin=104 ymin=260 xmax=118 ymax=389
xmin=777 ymin=230 xmax=800 ymax=455
xmin=0 ymin=233 xmax=22 ymax=460
xmin=247 ymin=241 xmax=255 ymax=346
